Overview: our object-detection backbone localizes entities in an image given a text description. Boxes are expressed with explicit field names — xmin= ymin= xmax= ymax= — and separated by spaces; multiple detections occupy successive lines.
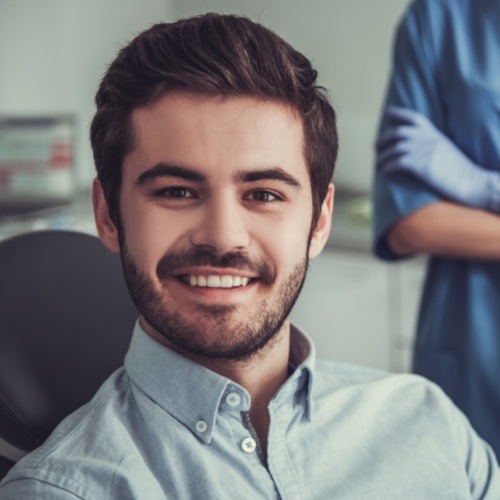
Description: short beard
xmin=120 ymin=243 xmax=309 ymax=362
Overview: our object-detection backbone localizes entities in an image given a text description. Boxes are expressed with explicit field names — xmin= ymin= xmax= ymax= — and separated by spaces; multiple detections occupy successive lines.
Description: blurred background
xmin=0 ymin=0 xmax=425 ymax=372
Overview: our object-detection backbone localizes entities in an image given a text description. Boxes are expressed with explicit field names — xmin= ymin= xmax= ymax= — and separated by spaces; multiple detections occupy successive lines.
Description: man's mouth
xmin=178 ymin=274 xmax=254 ymax=288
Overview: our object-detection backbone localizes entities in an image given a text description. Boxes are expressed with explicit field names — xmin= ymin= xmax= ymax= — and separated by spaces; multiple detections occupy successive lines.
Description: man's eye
xmin=157 ymin=187 xmax=194 ymax=199
xmin=248 ymin=190 xmax=281 ymax=203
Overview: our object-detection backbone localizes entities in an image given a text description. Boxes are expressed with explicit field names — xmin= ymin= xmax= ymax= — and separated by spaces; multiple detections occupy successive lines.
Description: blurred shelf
xmin=0 ymin=190 xmax=96 ymax=242
xmin=0 ymin=187 xmax=374 ymax=254
xmin=328 ymin=187 xmax=372 ymax=254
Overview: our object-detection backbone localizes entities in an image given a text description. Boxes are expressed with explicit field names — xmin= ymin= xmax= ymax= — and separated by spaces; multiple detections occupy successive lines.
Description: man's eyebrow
xmin=236 ymin=168 xmax=303 ymax=189
xmin=135 ymin=163 xmax=206 ymax=185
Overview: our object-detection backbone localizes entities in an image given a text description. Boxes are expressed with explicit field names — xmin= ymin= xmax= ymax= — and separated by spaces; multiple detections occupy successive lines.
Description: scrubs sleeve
xmin=373 ymin=0 xmax=446 ymax=261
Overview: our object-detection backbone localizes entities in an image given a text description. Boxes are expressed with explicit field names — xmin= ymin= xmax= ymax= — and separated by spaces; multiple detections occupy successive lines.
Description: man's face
xmin=94 ymin=92 xmax=332 ymax=361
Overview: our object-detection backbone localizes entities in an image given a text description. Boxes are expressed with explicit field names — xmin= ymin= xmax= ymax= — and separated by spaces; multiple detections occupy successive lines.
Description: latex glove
xmin=377 ymin=106 xmax=500 ymax=213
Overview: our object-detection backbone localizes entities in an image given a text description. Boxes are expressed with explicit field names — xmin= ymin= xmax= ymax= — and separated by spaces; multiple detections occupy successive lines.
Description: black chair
xmin=0 ymin=230 xmax=137 ymax=479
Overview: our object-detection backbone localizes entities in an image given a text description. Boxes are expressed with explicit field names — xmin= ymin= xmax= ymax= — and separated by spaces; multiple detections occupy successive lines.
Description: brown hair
xmin=90 ymin=13 xmax=338 ymax=228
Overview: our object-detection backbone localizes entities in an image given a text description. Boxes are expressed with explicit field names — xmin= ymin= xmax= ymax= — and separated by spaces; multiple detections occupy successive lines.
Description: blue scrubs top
xmin=373 ymin=0 xmax=500 ymax=457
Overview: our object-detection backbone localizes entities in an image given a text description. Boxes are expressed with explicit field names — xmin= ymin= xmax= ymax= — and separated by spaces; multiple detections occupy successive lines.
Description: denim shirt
xmin=1 ymin=322 xmax=499 ymax=499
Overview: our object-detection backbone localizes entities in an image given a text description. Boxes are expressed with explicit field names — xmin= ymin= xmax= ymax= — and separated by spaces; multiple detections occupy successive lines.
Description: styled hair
xmin=90 ymin=13 xmax=338 ymax=228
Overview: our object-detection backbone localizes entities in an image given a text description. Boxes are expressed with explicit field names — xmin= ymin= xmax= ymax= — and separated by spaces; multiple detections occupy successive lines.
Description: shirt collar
xmin=279 ymin=323 xmax=316 ymax=421
xmin=124 ymin=322 xmax=316 ymax=442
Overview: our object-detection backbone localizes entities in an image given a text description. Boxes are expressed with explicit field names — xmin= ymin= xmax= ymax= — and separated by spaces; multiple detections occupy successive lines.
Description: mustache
xmin=156 ymin=248 xmax=274 ymax=285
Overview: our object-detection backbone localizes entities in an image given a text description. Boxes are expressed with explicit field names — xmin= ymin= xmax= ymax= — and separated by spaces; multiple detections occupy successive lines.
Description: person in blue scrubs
xmin=373 ymin=0 xmax=500 ymax=458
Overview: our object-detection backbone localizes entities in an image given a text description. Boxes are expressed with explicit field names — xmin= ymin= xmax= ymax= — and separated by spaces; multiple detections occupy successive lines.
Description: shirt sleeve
xmin=449 ymin=396 xmax=500 ymax=498
xmin=373 ymin=0 xmax=445 ymax=260
xmin=417 ymin=377 xmax=500 ymax=497
xmin=0 ymin=478 xmax=84 ymax=499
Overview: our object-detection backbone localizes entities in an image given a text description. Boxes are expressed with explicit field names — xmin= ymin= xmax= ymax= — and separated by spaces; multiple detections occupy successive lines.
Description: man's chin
xmin=141 ymin=313 xmax=282 ymax=362
xmin=189 ymin=302 xmax=238 ymax=317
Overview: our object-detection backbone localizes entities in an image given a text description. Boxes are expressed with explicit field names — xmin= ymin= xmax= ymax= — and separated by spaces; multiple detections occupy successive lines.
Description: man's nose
xmin=189 ymin=195 xmax=250 ymax=253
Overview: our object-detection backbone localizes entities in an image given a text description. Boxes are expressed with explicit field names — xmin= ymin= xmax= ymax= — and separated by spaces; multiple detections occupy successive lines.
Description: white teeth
xmin=220 ymin=276 xmax=233 ymax=288
xmin=182 ymin=274 xmax=252 ymax=288
xmin=207 ymin=275 xmax=221 ymax=288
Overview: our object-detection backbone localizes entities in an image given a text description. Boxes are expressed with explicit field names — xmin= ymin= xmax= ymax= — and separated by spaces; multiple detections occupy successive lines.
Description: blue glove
xmin=377 ymin=106 xmax=500 ymax=213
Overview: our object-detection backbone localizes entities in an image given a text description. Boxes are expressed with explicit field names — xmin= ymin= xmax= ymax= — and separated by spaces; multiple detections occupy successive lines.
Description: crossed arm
xmin=388 ymin=201 xmax=500 ymax=260
xmin=378 ymin=107 xmax=500 ymax=260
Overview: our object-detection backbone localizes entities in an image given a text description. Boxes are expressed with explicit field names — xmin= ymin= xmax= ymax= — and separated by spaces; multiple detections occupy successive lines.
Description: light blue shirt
xmin=372 ymin=0 xmax=500 ymax=457
xmin=0 ymin=322 xmax=499 ymax=499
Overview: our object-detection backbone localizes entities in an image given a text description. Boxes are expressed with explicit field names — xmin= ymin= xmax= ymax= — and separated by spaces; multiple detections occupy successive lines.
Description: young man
xmin=0 ymin=13 xmax=499 ymax=499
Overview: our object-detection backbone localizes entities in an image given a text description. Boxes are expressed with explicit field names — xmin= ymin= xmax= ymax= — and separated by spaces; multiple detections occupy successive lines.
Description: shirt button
xmin=241 ymin=437 xmax=256 ymax=453
xmin=226 ymin=392 xmax=241 ymax=407
xmin=195 ymin=420 xmax=208 ymax=433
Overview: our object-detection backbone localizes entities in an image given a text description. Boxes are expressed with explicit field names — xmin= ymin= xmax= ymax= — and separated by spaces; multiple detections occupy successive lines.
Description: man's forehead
xmin=126 ymin=92 xmax=308 ymax=178
xmin=131 ymin=91 xmax=301 ymax=129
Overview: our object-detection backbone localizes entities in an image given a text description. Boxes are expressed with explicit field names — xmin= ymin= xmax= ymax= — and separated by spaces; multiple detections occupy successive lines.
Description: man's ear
xmin=92 ymin=178 xmax=120 ymax=254
xmin=308 ymin=183 xmax=334 ymax=259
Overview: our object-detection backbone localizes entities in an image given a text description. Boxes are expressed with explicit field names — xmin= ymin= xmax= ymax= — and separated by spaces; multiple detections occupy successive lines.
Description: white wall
xmin=0 ymin=0 xmax=173 ymax=188
xmin=292 ymin=250 xmax=391 ymax=370
xmin=172 ymin=0 xmax=411 ymax=192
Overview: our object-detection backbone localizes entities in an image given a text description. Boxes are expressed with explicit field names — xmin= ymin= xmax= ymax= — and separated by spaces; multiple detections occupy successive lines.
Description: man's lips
xmin=178 ymin=274 xmax=254 ymax=288
xmin=157 ymin=250 xmax=274 ymax=287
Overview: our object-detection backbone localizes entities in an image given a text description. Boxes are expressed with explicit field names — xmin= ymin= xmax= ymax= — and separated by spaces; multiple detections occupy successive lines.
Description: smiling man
xmin=0 ymin=13 xmax=499 ymax=499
